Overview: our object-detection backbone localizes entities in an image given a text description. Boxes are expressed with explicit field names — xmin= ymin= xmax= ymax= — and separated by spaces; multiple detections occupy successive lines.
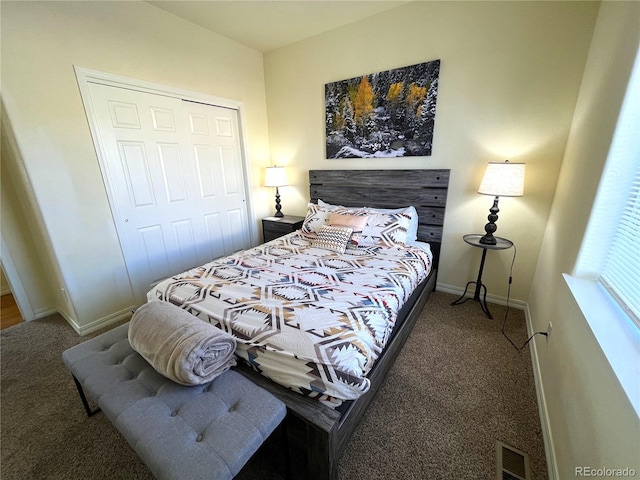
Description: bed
xmin=148 ymin=169 xmax=449 ymax=479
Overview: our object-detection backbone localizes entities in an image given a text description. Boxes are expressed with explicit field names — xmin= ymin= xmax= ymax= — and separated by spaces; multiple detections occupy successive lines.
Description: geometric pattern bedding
xmin=147 ymin=232 xmax=432 ymax=406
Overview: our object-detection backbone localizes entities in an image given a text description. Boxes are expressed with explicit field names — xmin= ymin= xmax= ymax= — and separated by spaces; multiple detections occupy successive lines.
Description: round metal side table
xmin=450 ymin=234 xmax=513 ymax=319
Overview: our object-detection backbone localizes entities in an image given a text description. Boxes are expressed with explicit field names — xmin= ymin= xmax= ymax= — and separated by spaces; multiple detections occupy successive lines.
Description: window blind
xmin=599 ymin=168 xmax=640 ymax=325
xmin=596 ymin=49 xmax=640 ymax=327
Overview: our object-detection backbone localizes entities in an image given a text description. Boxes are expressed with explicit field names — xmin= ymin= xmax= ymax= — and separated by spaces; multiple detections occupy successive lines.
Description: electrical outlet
xmin=546 ymin=322 xmax=553 ymax=338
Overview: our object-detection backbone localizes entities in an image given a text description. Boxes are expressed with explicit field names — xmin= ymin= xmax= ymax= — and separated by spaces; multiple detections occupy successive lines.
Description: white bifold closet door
xmin=87 ymin=82 xmax=250 ymax=301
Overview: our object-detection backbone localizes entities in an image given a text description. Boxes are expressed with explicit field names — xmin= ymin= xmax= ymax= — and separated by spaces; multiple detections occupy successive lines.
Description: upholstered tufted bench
xmin=62 ymin=322 xmax=286 ymax=480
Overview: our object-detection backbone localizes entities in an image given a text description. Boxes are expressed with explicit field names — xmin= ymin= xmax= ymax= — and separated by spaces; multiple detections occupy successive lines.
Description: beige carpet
xmin=0 ymin=291 xmax=548 ymax=479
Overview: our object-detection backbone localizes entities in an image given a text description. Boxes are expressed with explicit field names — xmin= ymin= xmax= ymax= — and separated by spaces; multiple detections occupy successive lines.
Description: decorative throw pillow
xmin=359 ymin=206 xmax=419 ymax=244
xmin=311 ymin=225 xmax=353 ymax=253
xmin=328 ymin=213 xmax=369 ymax=245
xmin=357 ymin=211 xmax=413 ymax=247
xmin=301 ymin=203 xmax=334 ymax=237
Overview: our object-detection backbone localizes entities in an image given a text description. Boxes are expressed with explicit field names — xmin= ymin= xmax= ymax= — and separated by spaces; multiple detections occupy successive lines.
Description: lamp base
xmin=274 ymin=187 xmax=284 ymax=217
xmin=479 ymin=234 xmax=497 ymax=245
xmin=479 ymin=196 xmax=500 ymax=245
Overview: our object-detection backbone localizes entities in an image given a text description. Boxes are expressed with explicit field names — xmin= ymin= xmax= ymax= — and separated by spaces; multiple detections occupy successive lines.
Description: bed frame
xmin=236 ymin=169 xmax=450 ymax=479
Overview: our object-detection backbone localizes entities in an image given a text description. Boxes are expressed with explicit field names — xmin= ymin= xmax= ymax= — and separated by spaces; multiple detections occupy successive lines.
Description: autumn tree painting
xmin=325 ymin=59 xmax=440 ymax=158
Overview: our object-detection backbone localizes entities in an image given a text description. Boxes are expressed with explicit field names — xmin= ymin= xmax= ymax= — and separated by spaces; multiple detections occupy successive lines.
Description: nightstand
xmin=450 ymin=234 xmax=514 ymax=319
xmin=262 ymin=215 xmax=304 ymax=243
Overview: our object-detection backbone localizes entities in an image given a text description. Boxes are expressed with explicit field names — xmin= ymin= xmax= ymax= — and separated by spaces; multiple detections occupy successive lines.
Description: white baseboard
xmin=437 ymin=282 xmax=557 ymax=479
xmin=34 ymin=307 xmax=58 ymax=319
xmin=60 ymin=305 xmax=135 ymax=336
xmin=436 ymin=282 xmax=528 ymax=310
xmin=524 ymin=304 xmax=559 ymax=480
xmin=12 ymin=306 xmax=58 ymax=322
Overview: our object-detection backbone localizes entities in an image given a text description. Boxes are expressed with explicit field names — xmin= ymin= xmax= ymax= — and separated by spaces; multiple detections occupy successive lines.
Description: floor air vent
xmin=496 ymin=441 xmax=531 ymax=480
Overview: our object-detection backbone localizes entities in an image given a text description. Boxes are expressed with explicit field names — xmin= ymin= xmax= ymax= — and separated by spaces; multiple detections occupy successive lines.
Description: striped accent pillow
xmin=311 ymin=225 xmax=353 ymax=253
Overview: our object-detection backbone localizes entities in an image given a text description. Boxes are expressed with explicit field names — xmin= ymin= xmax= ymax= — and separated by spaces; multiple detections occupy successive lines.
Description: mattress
xmin=148 ymin=232 xmax=432 ymax=404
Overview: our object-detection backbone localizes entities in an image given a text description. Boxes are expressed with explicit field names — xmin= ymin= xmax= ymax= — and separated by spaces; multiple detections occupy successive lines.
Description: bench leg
xmin=71 ymin=375 xmax=101 ymax=417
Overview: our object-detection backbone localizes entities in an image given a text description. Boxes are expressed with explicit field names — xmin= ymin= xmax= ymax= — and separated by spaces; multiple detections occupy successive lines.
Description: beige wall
xmin=0 ymin=160 xmax=53 ymax=317
xmin=528 ymin=1 xmax=640 ymax=477
xmin=263 ymin=1 xmax=599 ymax=303
xmin=1 ymin=103 xmax=58 ymax=318
xmin=1 ymin=1 xmax=272 ymax=332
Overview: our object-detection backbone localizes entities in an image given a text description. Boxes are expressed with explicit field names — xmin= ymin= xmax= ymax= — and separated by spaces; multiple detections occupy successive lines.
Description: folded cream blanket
xmin=128 ymin=301 xmax=237 ymax=386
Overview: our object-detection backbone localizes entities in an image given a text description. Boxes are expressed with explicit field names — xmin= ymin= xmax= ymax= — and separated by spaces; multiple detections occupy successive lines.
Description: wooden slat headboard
xmin=309 ymin=169 xmax=450 ymax=271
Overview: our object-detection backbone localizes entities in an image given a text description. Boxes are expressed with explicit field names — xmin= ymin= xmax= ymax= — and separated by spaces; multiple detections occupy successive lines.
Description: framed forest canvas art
xmin=325 ymin=59 xmax=440 ymax=159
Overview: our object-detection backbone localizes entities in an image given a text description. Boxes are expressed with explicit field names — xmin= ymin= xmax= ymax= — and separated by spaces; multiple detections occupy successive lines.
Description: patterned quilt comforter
xmin=148 ymin=232 xmax=432 ymax=405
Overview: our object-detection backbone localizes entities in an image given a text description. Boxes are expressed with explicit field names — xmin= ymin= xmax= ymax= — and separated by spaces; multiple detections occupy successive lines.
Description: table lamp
xmin=264 ymin=166 xmax=288 ymax=217
xmin=477 ymin=160 xmax=525 ymax=245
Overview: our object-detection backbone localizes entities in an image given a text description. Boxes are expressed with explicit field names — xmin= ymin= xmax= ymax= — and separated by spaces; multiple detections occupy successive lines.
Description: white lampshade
xmin=478 ymin=161 xmax=525 ymax=197
xmin=264 ymin=166 xmax=288 ymax=187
